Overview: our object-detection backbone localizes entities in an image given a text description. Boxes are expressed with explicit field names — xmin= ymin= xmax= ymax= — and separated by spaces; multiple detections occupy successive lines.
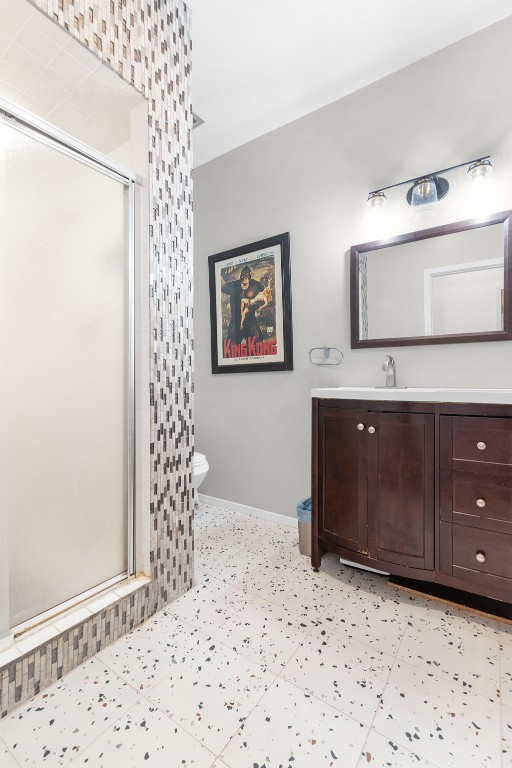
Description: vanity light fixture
xmin=467 ymin=158 xmax=493 ymax=182
xmin=367 ymin=155 xmax=492 ymax=211
xmin=366 ymin=191 xmax=387 ymax=209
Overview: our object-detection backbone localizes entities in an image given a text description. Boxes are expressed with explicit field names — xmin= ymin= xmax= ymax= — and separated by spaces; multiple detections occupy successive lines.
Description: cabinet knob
xmin=357 ymin=423 xmax=365 ymax=431
xmin=367 ymin=426 xmax=376 ymax=434
xmin=477 ymin=441 xmax=487 ymax=451
xmin=476 ymin=498 xmax=486 ymax=508
xmin=475 ymin=551 xmax=486 ymax=563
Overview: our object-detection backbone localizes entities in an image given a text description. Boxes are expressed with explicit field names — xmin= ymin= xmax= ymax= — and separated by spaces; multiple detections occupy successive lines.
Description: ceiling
xmin=0 ymin=0 xmax=143 ymax=154
xmin=187 ymin=0 xmax=512 ymax=168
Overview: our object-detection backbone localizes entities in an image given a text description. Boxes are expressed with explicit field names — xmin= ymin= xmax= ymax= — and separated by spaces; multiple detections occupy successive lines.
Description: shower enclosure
xmin=0 ymin=99 xmax=137 ymax=639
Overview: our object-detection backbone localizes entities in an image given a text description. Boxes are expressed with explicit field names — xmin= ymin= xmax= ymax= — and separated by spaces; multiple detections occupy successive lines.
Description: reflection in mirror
xmin=351 ymin=211 xmax=512 ymax=348
xmin=426 ymin=255 xmax=503 ymax=336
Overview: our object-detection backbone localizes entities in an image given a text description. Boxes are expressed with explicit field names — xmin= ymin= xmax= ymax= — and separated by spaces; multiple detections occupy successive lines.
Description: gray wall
xmin=194 ymin=17 xmax=512 ymax=518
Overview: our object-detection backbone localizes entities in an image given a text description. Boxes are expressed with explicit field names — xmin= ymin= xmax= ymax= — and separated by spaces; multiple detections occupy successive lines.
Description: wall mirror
xmin=350 ymin=210 xmax=512 ymax=348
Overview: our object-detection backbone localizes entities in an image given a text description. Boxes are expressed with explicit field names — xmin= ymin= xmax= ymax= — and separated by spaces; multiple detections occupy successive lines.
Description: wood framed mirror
xmin=350 ymin=210 xmax=512 ymax=348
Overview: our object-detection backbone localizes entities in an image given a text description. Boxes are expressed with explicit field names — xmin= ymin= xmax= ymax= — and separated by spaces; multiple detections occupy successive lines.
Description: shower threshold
xmin=0 ymin=572 xmax=150 ymax=667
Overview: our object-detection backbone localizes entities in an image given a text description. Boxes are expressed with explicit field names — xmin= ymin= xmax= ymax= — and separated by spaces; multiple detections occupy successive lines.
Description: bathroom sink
xmin=311 ymin=386 xmax=512 ymax=404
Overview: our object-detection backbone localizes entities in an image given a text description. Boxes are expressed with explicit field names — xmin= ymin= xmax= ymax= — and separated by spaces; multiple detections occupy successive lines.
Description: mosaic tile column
xmin=359 ymin=253 xmax=369 ymax=340
xmin=0 ymin=0 xmax=194 ymax=717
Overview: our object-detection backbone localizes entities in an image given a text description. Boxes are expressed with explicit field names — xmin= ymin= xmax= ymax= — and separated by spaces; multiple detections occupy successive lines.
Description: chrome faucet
xmin=382 ymin=355 xmax=396 ymax=388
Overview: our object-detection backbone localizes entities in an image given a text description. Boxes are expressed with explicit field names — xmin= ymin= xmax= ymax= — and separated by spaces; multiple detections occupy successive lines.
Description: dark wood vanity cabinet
xmin=440 ymin=416 xmax=512 ymax=597
xmin=312 ymin=398 xmax=512 ymax=603
xmin=317 ymin=406 xmax=434 ymax=568
xmin=318 ymin=407 xmax=367 ymax=555
xmin=367 ymin=411 xmax=434 ymax=569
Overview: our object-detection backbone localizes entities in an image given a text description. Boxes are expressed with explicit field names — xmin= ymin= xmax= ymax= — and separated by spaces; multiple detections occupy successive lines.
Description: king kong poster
xmin=220 ymin=253 xmax=277 ymax=360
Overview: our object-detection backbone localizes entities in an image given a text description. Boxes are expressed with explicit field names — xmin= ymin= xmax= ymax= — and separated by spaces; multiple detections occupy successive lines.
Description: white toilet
xmin=193 ymin=451 xmax=209 ymax=491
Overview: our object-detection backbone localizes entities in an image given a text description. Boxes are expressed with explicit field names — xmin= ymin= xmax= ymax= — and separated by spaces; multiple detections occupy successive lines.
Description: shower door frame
xmin=0 ymin=97 xmax=141 ymax=637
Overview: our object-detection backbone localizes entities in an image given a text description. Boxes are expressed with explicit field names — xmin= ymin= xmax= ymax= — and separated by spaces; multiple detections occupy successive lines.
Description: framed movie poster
xmin=208 ymin=232 xmax=293 ymax=374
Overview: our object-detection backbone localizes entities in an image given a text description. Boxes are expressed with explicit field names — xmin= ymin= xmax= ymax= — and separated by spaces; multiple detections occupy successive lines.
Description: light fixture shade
xmin=467 ymin=159 xmax=493 ymax=182
xmin=367 ymin=191 xmax=386 ymax=209
xmin=410 ymin=177 xmax=438 ymax=207
xmin=406 ymin=175 xmax=449 ymax=210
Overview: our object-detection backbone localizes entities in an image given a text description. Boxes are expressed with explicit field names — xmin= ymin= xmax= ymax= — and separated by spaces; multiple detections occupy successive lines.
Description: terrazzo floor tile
xmin=340 ymin=571 xmax=441 ymax=619
xmin=0 ymin=741 xmax=17 ymax=768
xmin=254 ymin=542 xmax=306 ymax=572
xmin=502 ymin=704 xmax=512 ymax=767
xmin=398 ymin=615 xmax=500 ymax=699
xmin=205 ymin=516 xmax=281 ymax=544
xmin=199 ymin=524 xmax=255 ymax=546
xmin=146 ymin=638 xmax=276 ymax=754
xmin=245 ymin=539 xmax=308 ymax=572
xmin=318 ymin=554 xmax=356 ymax=581
xmin=501 ymin=640 xmax=512 ymax=708
xmin=356 ymin=729 xmax=438 ymax=767
xmin=212 ymin=595 xmax=316 ymax=674
xmin=221 ymin=677 xmax=368 ymax=768
xmin=322 ymin=585 xmax=411 ymax=656
xmin=194 ymin=519 xmax=223 ymax=536
xmin=254 ymin=525 xmax=299 ymax=551
xmin=0 ymin=657 xmax=139 ymax=766
xmin=194 ymin=540 xmax=234 ymax=565
xmin=373 ymin=659 xmax=501 ymax=768
xmin=74 ymin=699 xmax=216 ymax=767
xmin=341 ymin=567 xmax=396 ymax=597
xmin=97 ymin=611 xmax=208 ymax=692
xmin=194 ymin=552 xmax=230 ymax=584
xmin=194 ymin=507 xmax=233 ymax=528
xmin=323 ymin=565 xmax=421 ymax=611
xmin=211 ymin=549 xmax=289 ymax=594
xmin=276 ymin=544 xmax=311 ymax=570
xmin=281 ymin=624 xmax=394 ymax=726
xmin=1 ymin=503 xmax=504 ymax=768
xmin=195 ymin=507 xmax=278 ymax=543
xmin=195 ymin=502 xmax=230 ymax=520
xmin=406 ymin=596 xmax=500 ymax=640
xmin=263 ymin=566 xmax=339 ymax=619
xmin=497 ymin=621 xmax=512 ymax=646
xmin=195 ymin=535 xmax=244 ymax=564
xmin=168 ymin=577 xmax=248 ymax=633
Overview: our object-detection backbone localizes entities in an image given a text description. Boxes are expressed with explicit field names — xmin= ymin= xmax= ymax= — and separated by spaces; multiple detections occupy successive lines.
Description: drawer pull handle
xmin=357 ymin=423 xmax=365 ymax=431
xmin=475 ymin=551 xmax=486 ymax=563
xmin=476 ymin=498 xmax=486 ymax=508
xmin=367 ymin=426 xmax=376 ymax=434
xmin=477 ymin=441 xmax=487 ymax=451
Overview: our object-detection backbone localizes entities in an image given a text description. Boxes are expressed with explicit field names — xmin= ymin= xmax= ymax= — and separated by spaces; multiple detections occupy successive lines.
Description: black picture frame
xmin=208 ymin=232 xmax=293 ymax=374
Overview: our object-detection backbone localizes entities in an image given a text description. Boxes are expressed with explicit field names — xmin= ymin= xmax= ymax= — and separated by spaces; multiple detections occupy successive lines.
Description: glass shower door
xmin=0 ymin=115 xmax=133 ymax=630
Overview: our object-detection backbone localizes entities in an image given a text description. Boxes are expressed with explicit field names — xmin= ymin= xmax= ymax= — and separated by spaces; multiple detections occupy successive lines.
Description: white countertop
xmin=311 ymin=387 xmax=512 ymax=404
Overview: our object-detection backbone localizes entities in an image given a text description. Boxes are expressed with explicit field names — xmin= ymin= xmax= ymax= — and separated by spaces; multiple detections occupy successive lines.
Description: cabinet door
xmin=367 ymin=412 xmax=434 ymax=569
xmin=318 ymin=407 xmax=368 ymax=555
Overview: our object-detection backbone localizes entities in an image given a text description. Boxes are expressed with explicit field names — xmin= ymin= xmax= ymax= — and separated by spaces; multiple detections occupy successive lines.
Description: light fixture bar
xmin=368 ymin=155 xmax=490 ymax=196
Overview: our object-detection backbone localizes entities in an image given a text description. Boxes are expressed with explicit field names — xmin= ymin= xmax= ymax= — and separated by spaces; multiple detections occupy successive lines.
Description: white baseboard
xmin=198 ymin=493 xmax=296 ymax=528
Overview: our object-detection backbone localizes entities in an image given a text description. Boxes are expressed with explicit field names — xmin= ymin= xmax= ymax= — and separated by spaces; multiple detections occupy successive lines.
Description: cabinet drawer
xmin=452 ymin=417 xmax=512 ymax=465
xmin=452 ymin=524 xmax=512 ymax=583
xmin=452 ymin=472 xmax=512 ymax=528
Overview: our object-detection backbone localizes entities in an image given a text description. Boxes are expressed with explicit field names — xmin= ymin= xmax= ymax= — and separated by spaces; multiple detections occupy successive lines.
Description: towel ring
xmin=309 ymin=346 xmax=344 ymax=366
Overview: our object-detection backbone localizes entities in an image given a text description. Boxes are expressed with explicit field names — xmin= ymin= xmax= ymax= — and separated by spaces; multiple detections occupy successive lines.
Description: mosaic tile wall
xmin=0 ymin=0 xmax=194 ymax=717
